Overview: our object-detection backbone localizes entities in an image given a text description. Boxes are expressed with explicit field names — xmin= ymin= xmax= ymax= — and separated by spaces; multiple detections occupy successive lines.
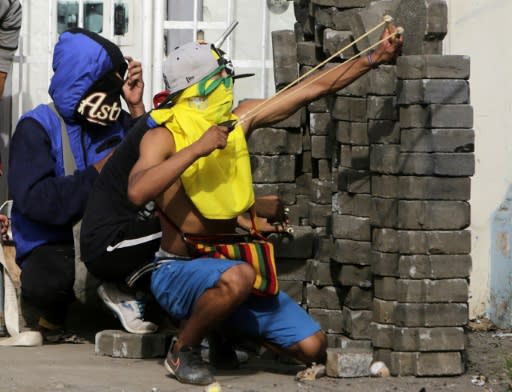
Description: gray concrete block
xmin=276 ymin=258 xmax=308 ymax=281
xmin=279 ymin=280 xmax=304 ymax=303
xmin=368 ymin=65 xmax=397 ymax=95
xmin=315 ymin=236 xmax=335 ymax=261
xmin=353 ymin=146 xmax=371 ymax=170
xmin=337 ymin=168 xmax=371 ymax=193
xmin=297 ymin=40 xmax=324 ymax=66
xmin=332 ymin=239 xmax=372 ymax=265
xmin=340 ymin=265 xmax=372 ymax=288
xmin=399 ymin=176 xmax=470 ymax=200
xmin=397 ymin=79 xmax=469 ymax=105
xmin=396 ymin=279 xmax=469 ymax=303
xmin=333 ymin=192 xmax=372 ymax=217
xmin=372 ymin=251 xmax=399 ymax=277
xmin=248 ymin=128 xmax=302 ymax=155
xmin=340 ymin=143 xmax=351 ymax=168
xmin=374 ymin=276 xmax=398 ymax=301
xmin=310 ymin=179 xmax=333 ymax=204
xmin=308 ymin=96 xmax=331 ymax=113
xmin=312 ymin=135 xmax=335 ymax=159
xmin=373 ymin=228 xmax=399 ymax=253
xmin=398 ymin=230 xmax=471 ymax=255
xmin=373 ymin=298 xmax=397 ymax=324
xmin=323 ymin=29 xmax=356 ymax=59
xmin=397 ymin=55 xmax=470 ymax=80
xmin=313 ymin=5 xmax=336 ymax=29
xmin=399 ymin=255 xmax=472 ymax=279
xmin=399 ymin=152 xmax=475 ymax=176
xmin=326 ymin=348 xmax=373 ymax=378
xmin=400 ymin=105 xmax=474 ymax=129
xmin=253 ymin=183 xmax=297 ymax=205
xmin=250 ymin=155 xmax=296 ymax=183
xmin=331 ymin=96 xmax=367 ymax=122
xmin=296 ymin=174 xmax=312 ymax=197
xmin=342 ymin=308 xmax=373 ymax=339
xmin=272 ymin=30 xmax=298 ymax=87
xmin=332 ymin=214 xmax=371 ymax=241
xmin=344 ymin=286 xmax=373 ymax=310
xmin=390 ymin=351 xmax=418 ymax=376
xmin=371 ymin=175 xmax=399 ymax=198
xmin=370 ymin=144 xmax=401 ymax=174
xmin=394 ymin=303 xmax=468 ymax=327
xmin=371 ymin=197 xmax=398 ymax=228
xmin=293 ymin=0 xmax=309 ymax=25
xmin=95 ymin=330 xmax=171 ymax=359
xmin=308 ymin=202 xmax=332 ymax=227
xmin=306 ymin=259 xmax=341 ymax=286
xmin=370 ymin=322 xmax=394 ymax=348
xmin=349 ymin=1 xmax=401 ymax=54
xmin=331 ymin=8 xmax=366 ymax=31
xmin=367 ymin=96 xmax=398 ymax=120
xmin=401 ymin=128 xmax=474 ymax=153
xmin=393 ymin=327 xmax=465 ymax=352
xmin=309 ymin=112 xmax=333 ymax=135
xmin=335 ymin=336 xmax=373 ymax=351
xmin=336 ymin=121 xmax=369 ymax=145
xmin=294 ymin=21 xmax=306 ymax=43
xmin=306 ymin=284 xmax=343 ymax=309
xmin=398 ymin=200 xmax=470 ymax=230
xmin=318 ymin=159 xmax=333 ymax=181
xmin=416 ymin=352 xmax=464 ymax=376
xmin=309 ymin=308 xmax=343 ymax=334
xmin=272 ymin=107 xmax=305 ymax=128
xmin=271 ymin=226 xmax=315 ymax=258
xmin=394 ymin=0 xmax=448 ymax=56
xmin=368 ymin=120 xmax=400 ymax=144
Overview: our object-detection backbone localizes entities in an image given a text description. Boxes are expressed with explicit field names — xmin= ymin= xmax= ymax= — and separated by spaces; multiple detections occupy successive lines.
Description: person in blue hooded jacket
xmin=7 ymin=28 xmax=156 ymax=335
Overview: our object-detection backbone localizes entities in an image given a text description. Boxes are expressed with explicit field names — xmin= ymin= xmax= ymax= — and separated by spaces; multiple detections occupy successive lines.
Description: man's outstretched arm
xmin=236 ymin=25 xmax=403 ymax=133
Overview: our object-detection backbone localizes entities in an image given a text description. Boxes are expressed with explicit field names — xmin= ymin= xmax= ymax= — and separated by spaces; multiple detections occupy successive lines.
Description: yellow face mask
xmin=148 ymin=69 xmax=254 ymax=220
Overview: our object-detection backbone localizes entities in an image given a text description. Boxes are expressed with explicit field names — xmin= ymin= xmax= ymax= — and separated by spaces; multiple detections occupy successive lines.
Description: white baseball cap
xmin=163 ymin=42 xmax=219 ymax=94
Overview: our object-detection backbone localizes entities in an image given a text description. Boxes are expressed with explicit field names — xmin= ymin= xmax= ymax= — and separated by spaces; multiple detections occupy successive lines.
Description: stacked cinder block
xmin=373 ymin=54 xmax=472 ymax=376
xmin=257 ymin=0 xmax=472 ymax=378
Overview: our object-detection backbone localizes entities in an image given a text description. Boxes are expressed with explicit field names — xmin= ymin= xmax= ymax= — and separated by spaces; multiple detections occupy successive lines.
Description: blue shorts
xmin=150 ymin=258 xmax=321 ymax=348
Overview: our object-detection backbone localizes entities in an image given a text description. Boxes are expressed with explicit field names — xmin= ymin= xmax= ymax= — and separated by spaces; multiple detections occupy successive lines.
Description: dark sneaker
xmin=206 ymin=335 xmax=241 ymax=370
xmin=164 ymin=339 xmax=215 ymax=385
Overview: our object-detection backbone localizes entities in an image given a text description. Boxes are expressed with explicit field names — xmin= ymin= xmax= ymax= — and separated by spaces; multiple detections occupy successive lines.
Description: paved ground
xmin=0 ymin=328 xmax=510 ymax=392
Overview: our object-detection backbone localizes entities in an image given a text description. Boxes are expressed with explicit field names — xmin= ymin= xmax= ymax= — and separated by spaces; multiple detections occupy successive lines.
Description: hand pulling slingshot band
xmin=231 ymin=15 xmax=403 ymax=129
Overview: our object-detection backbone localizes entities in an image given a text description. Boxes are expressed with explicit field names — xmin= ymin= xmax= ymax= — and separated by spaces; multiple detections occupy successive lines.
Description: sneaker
xmin=97 ymin=282 xmax=158 ymax=334
xmin=203 ymin=335 xmax=246 ymax=370
xmin=164 ymin=337 xmax=215 ymax=385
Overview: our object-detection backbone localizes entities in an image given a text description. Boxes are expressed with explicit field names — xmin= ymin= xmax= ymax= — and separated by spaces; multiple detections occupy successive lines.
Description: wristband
xmin=367 ymin=50 xmax=379 ymax=69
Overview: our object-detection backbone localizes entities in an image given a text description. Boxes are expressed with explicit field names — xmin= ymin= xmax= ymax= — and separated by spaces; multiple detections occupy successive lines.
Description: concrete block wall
xmin=251 ymin=0 xmax=472 ymax=377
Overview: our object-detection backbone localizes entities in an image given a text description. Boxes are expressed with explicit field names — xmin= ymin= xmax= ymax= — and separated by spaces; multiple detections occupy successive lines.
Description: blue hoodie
xmin=8 ymin=28 xmax=136 ymax=264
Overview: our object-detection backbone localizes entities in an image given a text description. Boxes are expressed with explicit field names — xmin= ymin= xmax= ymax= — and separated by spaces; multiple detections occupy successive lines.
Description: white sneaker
xmin=97 ymin=282 xmax=158 ymax=334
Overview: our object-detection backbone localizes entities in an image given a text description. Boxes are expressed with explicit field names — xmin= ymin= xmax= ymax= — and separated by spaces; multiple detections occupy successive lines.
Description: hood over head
xmin=49 ymin=28 xmax=127 ymax=121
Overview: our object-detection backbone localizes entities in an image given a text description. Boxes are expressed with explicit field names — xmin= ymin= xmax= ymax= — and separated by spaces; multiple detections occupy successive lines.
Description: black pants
xmin=20 ymin=243 xmax=76 ymax=325
xmin=85 ymin=217 xmax=161 ymax=285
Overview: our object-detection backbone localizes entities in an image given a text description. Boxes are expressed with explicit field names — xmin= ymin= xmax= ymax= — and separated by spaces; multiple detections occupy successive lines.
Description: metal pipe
xmin=152 ymin=0 xmax=165 ymax=96
xmin=214 ymin=20 xmax=238 ymax=49
xmin=142 ymin=0 xmax=153 ymax=109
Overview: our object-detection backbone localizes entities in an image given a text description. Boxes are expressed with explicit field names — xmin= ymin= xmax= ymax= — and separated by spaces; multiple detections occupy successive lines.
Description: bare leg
xmin=263 ymin=331 xmax=327 ymax=365
xmin=173 ymin=262 xmax=255 ymax=352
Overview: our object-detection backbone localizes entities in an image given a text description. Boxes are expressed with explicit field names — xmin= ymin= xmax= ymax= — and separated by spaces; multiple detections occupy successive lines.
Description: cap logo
xmin=186 ymin=76 xmax=195 ymax=83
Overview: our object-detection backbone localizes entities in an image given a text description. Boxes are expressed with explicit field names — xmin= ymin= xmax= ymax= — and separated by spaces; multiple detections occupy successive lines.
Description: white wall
xmin=445 ymin=0 xmax=512 ymax=318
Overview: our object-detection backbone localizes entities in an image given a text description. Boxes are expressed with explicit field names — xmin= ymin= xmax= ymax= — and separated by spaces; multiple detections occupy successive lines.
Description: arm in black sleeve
xmin=8 ymin=118 xmax=99 ymax=225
